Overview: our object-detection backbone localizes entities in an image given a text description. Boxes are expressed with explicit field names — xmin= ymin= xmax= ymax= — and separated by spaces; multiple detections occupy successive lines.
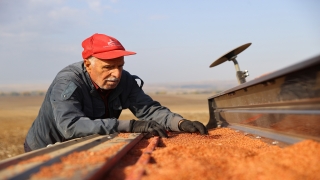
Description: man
xmin=24 ymin=33 xmax=208 ymax=152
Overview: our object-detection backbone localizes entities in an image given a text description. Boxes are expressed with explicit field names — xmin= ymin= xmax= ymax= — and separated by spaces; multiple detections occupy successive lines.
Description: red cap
xmin=82 ymin=33 xmax=136 ymax=60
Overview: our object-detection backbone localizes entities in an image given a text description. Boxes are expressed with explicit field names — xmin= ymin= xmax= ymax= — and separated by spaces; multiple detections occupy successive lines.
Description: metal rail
xmin=126 ymin=136 xmax=159 ymax=180
xmin=0 ymin=133 xmax=144 ymax=180
xmin=206 ymin=54 xmax=320 ymax=144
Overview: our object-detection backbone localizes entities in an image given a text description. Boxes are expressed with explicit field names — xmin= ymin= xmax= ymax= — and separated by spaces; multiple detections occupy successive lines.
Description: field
xmin=0 ymin=94 xmax=210 ymax=161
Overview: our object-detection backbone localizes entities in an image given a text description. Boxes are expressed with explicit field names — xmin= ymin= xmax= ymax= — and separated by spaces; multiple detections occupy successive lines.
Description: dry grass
xmin=0 ymin=96 xmax=44 ymax=160
xmin=0 ymin=93 xmax=211 ymax=161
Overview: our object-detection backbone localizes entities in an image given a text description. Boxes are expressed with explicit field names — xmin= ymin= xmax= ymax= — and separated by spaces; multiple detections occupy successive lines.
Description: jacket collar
xmin=82 ymin=62 xmax=100 ymax=97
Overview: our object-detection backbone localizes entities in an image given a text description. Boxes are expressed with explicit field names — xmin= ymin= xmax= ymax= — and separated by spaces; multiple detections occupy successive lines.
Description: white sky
xmin=0 ymin=0 xmax=319 ymax=87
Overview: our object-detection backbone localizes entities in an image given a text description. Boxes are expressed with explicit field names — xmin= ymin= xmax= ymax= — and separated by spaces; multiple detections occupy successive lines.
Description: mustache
xmin=104 ymin=77 xmax=120 ymax=82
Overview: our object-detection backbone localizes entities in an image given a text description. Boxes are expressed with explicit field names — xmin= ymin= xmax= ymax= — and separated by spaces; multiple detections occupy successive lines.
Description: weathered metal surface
xmin=228 ymin=124 xmax=304 ymax=145
xmin=206 ymin=54 xmax=320 ymax=143
xmin=87 ymin=133 xmax=144 ymax=180
xmin=0 ymin=134 xmax=100 ymax=171
xmin=0 ymin=133 xmax=144 ymax=180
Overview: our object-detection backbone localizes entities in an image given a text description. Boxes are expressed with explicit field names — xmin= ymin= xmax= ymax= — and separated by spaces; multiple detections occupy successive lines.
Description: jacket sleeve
xmin=127 ymin=76 xmax=183 ymax=132
xmin=50 ymin=79 xmax=120 ymax=140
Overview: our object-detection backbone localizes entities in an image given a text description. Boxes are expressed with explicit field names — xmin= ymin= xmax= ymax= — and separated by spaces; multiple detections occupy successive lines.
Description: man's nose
xmin=111 ymin=68 xmax=122 ymax=78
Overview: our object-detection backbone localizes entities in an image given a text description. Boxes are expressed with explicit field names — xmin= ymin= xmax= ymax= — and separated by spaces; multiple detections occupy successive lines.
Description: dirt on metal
xmin=30 ymin=142 xmax=127 ymax=179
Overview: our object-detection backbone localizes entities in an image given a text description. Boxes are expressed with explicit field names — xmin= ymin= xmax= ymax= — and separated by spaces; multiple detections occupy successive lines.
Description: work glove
xmin=130 ymin=120 xmax=168 ymax=138
xmin=179 ymin=119 xmax=208 ymax=135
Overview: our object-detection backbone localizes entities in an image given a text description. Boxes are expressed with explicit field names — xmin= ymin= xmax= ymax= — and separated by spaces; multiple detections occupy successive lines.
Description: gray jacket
xmin=25 ymin=61 xmax=183 ymax=150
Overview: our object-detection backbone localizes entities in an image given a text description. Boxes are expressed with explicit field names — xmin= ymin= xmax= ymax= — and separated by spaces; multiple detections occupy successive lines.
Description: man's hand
xmin=130 ymin=120 xmax=168 ymax=138
xmin=179 ymin=120 xmax=208 ymax=135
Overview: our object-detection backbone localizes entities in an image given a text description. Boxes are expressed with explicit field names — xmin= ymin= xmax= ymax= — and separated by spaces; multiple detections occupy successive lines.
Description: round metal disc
xmin=209 ymin=43 xmax=252 ymax=68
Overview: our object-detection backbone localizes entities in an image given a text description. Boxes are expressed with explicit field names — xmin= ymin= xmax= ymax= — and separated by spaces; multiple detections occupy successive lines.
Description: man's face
xmin=84 ymin=56 xmax=124 ymax=90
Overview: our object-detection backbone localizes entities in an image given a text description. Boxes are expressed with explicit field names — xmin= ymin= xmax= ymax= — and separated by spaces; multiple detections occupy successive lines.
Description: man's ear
xmin=84 ymin=59 xmax=91 ymax=72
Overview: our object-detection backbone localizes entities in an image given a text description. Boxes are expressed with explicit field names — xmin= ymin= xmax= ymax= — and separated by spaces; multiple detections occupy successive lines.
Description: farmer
xmin=24 ymin=33 xmax=208 ymax=152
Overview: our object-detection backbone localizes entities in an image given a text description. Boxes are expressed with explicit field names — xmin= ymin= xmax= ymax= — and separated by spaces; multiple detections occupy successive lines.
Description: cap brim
xmin=93 ymin=50 xmax=136 ymax=60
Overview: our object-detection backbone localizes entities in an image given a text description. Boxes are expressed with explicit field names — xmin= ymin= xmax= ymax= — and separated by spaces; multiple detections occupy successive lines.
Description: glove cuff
xmin=178 ymin=119 xmax=185 ymax=131
xmin=129 ymin=119 xmax=136 ymax=132
xmin=117 ymin=120 xmax=134 ymax=132
xmin=170 ymin=116 xmax=184 ymax=132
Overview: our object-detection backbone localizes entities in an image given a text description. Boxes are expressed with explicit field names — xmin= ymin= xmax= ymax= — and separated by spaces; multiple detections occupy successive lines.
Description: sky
xmin=0 ymin=0 xmax=320 ymax=89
